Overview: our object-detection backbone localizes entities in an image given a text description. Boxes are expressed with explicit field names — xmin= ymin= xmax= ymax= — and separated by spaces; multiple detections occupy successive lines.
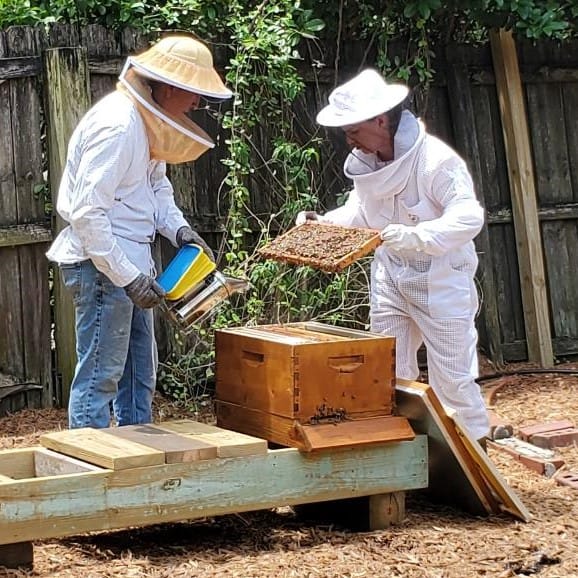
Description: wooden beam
xmin=490 ymin=28 xmax=554 ymax=367
xmin=40 ymin=428 xmax=165 ymax=470
xmin=0 ymin=223 xmax=52 ymax=247
xmin=0 ymin=437 xmax=427 ymax=544
xmin=487 ymin=203 xmax=578 ymax=225
xmin=155 ymin=420 xmax=268 ymax=458
xmin=0 ymin=542 xmax=33 ymax=569
xmin=369 ymin=492 xmax=406 ymax=529
xmin=0 ymin=56 xmax=40 ymax=79
xmin=43 ymin=47 xmax=91 ymax=403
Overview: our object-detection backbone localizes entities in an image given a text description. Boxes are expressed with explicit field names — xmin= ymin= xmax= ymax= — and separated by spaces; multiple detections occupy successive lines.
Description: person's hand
xmin=124 ymin=274 xmax=166 ymax=309
xmin=176 ymin=226 xmax=215 ymax=263
xmin=296 ymin=211 xmax=321 ymax=226
xmin=380 ymin=224 xmax=425 ymax=252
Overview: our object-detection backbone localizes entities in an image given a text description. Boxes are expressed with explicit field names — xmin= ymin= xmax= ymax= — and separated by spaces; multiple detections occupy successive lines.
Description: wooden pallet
xmin=258 ymin=222 xmax=381 ymax=272
xmin=0 ymin=420 xmax=428 ymax=568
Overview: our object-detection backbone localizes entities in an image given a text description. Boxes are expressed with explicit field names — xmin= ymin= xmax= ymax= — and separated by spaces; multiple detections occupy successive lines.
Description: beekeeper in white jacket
xmin=47 ymin=35 xmax=232 ymax=429
xmin=297 ymin=69 xmax=489 ymax=444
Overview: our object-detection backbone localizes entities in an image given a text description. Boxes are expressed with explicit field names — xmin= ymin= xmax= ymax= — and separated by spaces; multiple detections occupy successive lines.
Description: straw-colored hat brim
xmin=132 ymin=36 xmax=232 ymax=100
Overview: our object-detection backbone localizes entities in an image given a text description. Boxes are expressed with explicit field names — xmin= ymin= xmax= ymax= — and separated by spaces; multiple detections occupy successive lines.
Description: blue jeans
xmin=60 ymin=261 xmax=157 ymax=428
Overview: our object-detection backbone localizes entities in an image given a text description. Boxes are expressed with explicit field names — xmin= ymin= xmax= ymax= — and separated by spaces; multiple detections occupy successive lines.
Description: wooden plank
xmin=103 ymin=424 xmax=218 ymax=463
xmin=526 ymin=81 xmax=572 ymax=204
xmin=0 ymin=448 xmax=35 ymax=478
xmin=0 ymin=542 xmax=33 ymax=569
xmin=562 ymin=82 xmax=578 ymax=200
xmin=34 ymin=447 xmax=104 ymax=476
xmin=452 ymin=416 xmax=532 ymax=522
xmin=294 ymin=416 xmax=415 ymax=452
xmin=40 ymin=428 xmax=165 ymax=470
xmin=490 ymin=28 xmax=553 ymax=366
xmin=543 ymin=222 xmax=578 ymax=338
xmin=488 ymin=203 xmax=578 ymax=224
xmin=396 ymin=379 xmax=498 ymax=516
xmin=0 ymin=474 xmax=15 ymax=483
xmin=0 ymin=224 xmax=52 ymax=247
xmin=0 ymin=31 xmax=26 ymax=385
xmin=472 ymin=67 xmax=578 ymax=85
xmin=155 ymin=420 xmax=267 ymax=458
xmin=82 ymin=25 xmax=121 ymax=103
xmin=0 ymin=438 xmax=428 ymax=544
xmin=5 ymin=27 xmax=51 ymax=408
xmin=43 ymin=46 xmax=91 ymax=404
xmin=0 ymin=55 xmax=40 ymax=79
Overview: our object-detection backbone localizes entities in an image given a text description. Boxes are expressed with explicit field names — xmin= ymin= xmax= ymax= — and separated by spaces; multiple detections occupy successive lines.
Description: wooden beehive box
xmin=216 ymin=322 xmax=414 ymax=451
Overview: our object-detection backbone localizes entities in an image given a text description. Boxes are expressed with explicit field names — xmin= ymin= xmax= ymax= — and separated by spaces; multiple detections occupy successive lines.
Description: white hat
xmin=316 ymin=69 xmax=409 ymax=127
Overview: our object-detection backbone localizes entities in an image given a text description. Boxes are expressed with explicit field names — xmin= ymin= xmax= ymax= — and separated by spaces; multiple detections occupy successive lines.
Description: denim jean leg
xmin=61 ymin=261 xmax=133 ymax=428
xmin=113 ymin=306 xmax=157 ymax=426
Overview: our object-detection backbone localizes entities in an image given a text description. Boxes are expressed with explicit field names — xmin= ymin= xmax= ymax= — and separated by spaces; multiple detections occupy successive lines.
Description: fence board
xmin=44 ymin=45 xmax=91 ymax=404
xmin=82 ymin=25 xmax=122 ymax=102
xmin=0 ymin=30 xmax=29 ymax=411
xmin=526 ymin=82 xmax=572 ymax=204
xmin=543 ymin=221 xmax=578 ymax=339
xmin=562 ymin=82 xmax=578 ymax=202
xmin=5 ymin=27 xmax=52 ymax=408
xmin=490 ymin=225 xmax=526 ymax=355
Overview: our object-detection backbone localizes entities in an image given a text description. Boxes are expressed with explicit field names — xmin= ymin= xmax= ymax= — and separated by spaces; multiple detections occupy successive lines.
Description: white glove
xmin=296 ymin=210 xmax=321 ymax=226
xmin=380 ymin=224 xmax=426 ymax=252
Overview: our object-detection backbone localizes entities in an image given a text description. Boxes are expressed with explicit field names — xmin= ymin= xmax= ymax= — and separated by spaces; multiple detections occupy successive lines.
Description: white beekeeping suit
xmin=309 ymin=70 xmax=489 ymax=441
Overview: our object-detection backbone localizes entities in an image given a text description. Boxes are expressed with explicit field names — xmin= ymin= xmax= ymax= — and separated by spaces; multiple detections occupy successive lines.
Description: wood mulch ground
xmin=1 ymin=359 xmax=577 ymax=578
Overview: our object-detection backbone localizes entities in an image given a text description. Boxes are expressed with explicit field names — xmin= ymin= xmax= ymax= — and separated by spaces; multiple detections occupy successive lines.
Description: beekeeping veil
xmin=118 ymin=35 xmax=232 ymax=164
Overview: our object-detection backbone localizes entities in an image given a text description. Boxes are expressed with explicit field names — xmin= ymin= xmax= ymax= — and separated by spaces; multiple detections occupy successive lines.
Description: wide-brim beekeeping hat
xmin=129 ymin=35 xmax=232 ymax=100
xmin=317 ymin=69 xmax=408 ymax=127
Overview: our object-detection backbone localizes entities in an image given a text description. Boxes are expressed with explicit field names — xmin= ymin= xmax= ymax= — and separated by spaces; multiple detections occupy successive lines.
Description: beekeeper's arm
xmin=67 ymin=125 xmax=141 ymax=287
xmin=381 ymin=158 xmax=484 ymax=255
xmin=296 ymin=188 xmax=368 ymax=228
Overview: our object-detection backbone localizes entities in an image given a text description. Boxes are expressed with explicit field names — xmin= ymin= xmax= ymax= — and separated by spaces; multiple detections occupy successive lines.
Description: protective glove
xmin=176 ymin=226 xmax=215 ymax=263
xmin=124 ymin=273 xmax=166 ymax=309
xmin=296 ymin=211 xmax=321 ymax=226
xmin=380 ymin=224 xmax=426 ymax=252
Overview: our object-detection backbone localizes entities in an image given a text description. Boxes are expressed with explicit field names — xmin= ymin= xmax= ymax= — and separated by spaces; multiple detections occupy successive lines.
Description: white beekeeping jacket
xmin=323 ymin=110 xmax=484 ymax=319
xmin=46 ymin=91 xmax=189 ymax=287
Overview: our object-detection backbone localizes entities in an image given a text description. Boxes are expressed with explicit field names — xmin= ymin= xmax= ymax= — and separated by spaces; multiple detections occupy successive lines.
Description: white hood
xmin=343 ymin=110 xmax=425 ymax=200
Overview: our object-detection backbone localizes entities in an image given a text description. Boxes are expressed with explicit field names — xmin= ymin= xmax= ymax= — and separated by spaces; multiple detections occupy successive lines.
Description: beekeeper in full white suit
xmin=297 ymin=69 xmax=490 ymax=445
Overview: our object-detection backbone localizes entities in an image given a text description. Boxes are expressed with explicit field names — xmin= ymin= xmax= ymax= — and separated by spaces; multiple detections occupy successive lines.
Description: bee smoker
xmin=162 ymin=271 xmax=250 ymax=334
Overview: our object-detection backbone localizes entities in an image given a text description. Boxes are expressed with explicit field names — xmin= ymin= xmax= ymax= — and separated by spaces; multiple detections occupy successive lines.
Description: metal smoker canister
xmin=165 ymin=271 xmax=250 ymax=333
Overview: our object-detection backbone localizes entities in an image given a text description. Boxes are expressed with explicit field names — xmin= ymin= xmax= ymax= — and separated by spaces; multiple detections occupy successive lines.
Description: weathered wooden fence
xmin=1 ymin=24 xmax=577 ymax=413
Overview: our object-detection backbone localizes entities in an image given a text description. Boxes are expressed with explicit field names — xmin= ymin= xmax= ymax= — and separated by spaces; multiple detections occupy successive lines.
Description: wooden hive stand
xmin=0 ymin=420 xmax=428 ymax=569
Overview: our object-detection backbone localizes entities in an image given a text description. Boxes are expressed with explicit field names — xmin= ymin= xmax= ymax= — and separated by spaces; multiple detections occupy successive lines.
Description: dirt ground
xmin=1 ymin=359 xmax=578 ymax=578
